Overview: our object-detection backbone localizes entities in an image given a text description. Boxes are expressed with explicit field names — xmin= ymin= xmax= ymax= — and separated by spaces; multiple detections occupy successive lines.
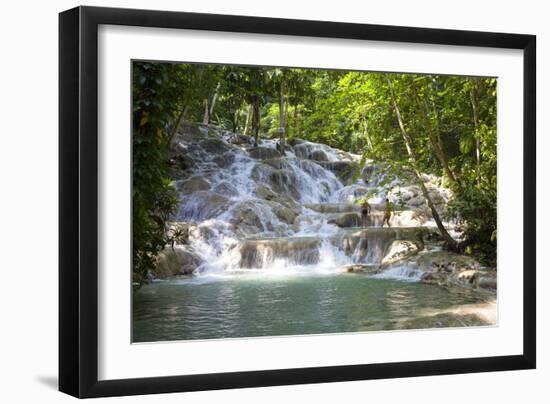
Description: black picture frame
xmin=59 ymin=5 xmax=536 ymax=398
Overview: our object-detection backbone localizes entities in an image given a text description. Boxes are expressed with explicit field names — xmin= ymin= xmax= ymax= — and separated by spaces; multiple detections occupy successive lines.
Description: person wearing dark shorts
xmin=382 ymin=198 xmax=392 ymax=227
xmin=361 ymin=200 xmax=371 ymax=227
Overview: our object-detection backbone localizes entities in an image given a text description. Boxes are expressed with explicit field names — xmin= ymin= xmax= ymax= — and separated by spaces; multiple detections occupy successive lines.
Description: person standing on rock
xmin=382 ymin=198 xmax=393 ymax=227
xmin=361 ymin=199 xmax=371 ymax=227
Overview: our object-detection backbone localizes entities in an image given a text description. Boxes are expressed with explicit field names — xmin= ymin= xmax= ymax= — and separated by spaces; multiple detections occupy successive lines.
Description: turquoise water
xmin=132 ymin=273 xmax=488 ymax=343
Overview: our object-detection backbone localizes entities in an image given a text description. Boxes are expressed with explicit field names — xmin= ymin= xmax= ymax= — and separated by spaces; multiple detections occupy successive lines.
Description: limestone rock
xmin=199 ymin=138 xmax=231 ymax=154
xmin=228 ymin=133 xmax=252 ymax=145
xmin=271 ymin=194 xmax=302 ymax=215
xmin=249 ymin=147 xmax=281 ymax=160
xmin=328 ymin=212 xmax=361 ymax=228
xmin=255 ymin=184 xmax=277 ymax=200
xmin=340 ymin=264 xmax=380 ymax=274
xmin=262 ymin=158 xmax=290 ymax=170
xmin=155 ymin=246 xmax=202 ymax=277
xmin=381 ymin=240 xmax=422 ymax=267
xmin=266 ymin=201 xmax=298 ymax=224
xmin=169 ymin=153 xmax=196 ymax=172
xmin=178 ymin=176 xmax=210 ymax=194
xmin=288 ymin=137 xmax=306 ymax=146
xmin=251 ymin=163 xmax=299 ymax=200
xmin=177 ymin=191 xmax=230 ymax=221
xmin=238 ymin=238 xmax=321 ymax=268
xmin=416 ymin=250 xmax=496 ymax=293
xmin=310 ymin=149 xmax=329 ymax=161
xmin=213 ymin=152 xmax=236 ymax=168
xmin=389 ymin=210 xmax=427 ymax=227
xmin=316 ymin=161 xmax=356 ymax=182
xmin=407 ymin=195 xmax=426 ymax=207
xmin=230 ymin=202 xmax=263 ymax=230
xmin=416 ymin=251 xmax=481 ymax=273
xmin=452 ymin=268 xmax=497 ymax=290
xmin=213 ymin=181 xmax=239 ymax=197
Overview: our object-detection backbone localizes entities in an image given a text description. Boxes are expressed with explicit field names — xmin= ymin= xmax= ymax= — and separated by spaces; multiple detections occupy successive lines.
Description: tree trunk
xmin=470 ymin=80 xmax=481 ymax=186
xmin=209 ymin=82 xmax=221 ymax=121
xmin=202 ymin=98 xmax=209 ymax=125
xmin=243 ymin=104 xmax=253 ymax=135
xmin=253 ymin=101 xmax=260 ymax=147
xmin=425 ymin=98 xmax=459 ymax=187
xmin=387 ymin=77 xmax=459 ymax=251
xmin=411 ymin=78 xmax=460 ymax=189
xmin=279 ymin=82 xmax=286 ymax=150
xmin=232 ymin=109 xmax=239 ymax=133
xmin=293 ymin=105 xmax=299 ymax=136
xmin=167 ymin=104 xmax=188 ymax=152
xmin=362 ymin=118 xmax=373 ymax=151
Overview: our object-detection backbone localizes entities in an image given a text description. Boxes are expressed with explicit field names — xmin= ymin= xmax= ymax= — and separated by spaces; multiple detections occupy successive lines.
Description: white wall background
xmin=0 ymin=0 xmax=546 ymax=402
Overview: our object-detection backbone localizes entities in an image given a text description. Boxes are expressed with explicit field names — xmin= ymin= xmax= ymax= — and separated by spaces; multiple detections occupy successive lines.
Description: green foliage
xmin=133 ymin=62 xmax=180 ymax=285
xmin=133 ymin=61 xmax=497 ymax=268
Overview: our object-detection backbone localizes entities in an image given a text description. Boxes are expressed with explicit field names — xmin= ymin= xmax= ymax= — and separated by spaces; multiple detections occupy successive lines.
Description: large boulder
xmin=199 ymin=138 xmax=231 ymax=154
xmin=237 ymin=238 xmax=321 ymax=268
xmin=213 ymin=181 xmax=239 ymax=197
xmin=416 ymin=250 xmax=496 ymax=292
xmin=169 ymin=153 xmax=196 ymax=172
xmin=395 ymin=311 xmax=494 ymax=330
xmin=406 ymin=195 xmax=426 ymax=207
xmin=328 ymin=212 xmax=361 ymax=228
xmin=255 ymin=184 xmax=277 ymax=200
xmin=227 ymin=133 xmax=252 ymax=145
xmin=213 ymin=152 xmax=236 ymax=168
xmin=265 ymin=200 xmax=298 ymax=224
xmin=229 ymin=201 xmax=266 ymax=235
xmin=416 ymin=250 xmax=482 ymax=273
xmin=452 ymin=269 xmax=497 ymax=290
xmin=310 ymin=149 xmax=329 ymax=161
xmin=340 ymin=264 xmax=380 ymax=274
xmin=155 ymin=246 xmax=202 ymax=277
xmin=249 ymin=147 xmax=281 ymax=160
xmin=177 ymin=176 xmax=210 ymax=194
xmin=316 ymin=161 xmax=356 ymax=182
xmin=177 ymin=191 xmax=230 ymax=221
xmin=388 ymin=210 xmax=428 ymax=227
xmin=381 ymin=240 xmax=422 ymax=267
xmin=293 ymin=142 xmax=317 ymax=159
xmin=262 ymin=158 xmax=291 ymax=170
xmin=288 ymin=137 xmax=306 ymax=146
xmin=251 ymin=163 xmax=299 ymax=200
xmin=271 ymin=194 xmax=302 ymax=214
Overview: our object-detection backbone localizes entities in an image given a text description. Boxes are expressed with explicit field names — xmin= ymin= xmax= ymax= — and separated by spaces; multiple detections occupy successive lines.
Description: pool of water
xmin=132 ymin=273 xmax=492 ymax=343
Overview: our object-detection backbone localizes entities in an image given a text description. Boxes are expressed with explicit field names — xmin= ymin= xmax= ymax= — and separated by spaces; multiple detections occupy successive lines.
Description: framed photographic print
xmin=59 ymin=6 xmax=536 ymax=398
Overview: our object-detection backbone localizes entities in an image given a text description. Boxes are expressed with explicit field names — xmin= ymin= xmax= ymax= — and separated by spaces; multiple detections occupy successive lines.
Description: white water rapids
xmin=169 ymin=127 xmax=453 ymax=281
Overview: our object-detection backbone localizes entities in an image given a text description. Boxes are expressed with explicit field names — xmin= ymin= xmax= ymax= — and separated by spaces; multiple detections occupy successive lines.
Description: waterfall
xmin=168 ymin=126 xmax=451 ymax=280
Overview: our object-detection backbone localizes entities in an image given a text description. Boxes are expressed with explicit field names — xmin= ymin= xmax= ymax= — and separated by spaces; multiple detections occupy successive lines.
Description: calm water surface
xmin=132 ymin=273 xmax=487 ymax=342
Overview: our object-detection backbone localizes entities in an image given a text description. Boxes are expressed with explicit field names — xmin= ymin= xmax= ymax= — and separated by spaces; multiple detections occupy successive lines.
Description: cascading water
xmin=169 ymin=127 xmax=452 ymax=280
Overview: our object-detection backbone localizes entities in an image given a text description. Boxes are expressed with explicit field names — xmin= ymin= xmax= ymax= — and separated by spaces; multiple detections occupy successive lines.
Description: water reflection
xmin=133 ymin=274 xmax=492 ymax=343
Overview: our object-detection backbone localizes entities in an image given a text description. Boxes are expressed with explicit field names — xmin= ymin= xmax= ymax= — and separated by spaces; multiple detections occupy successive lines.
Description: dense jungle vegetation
xmin=132 ymin=61 xmax=497 ymax=284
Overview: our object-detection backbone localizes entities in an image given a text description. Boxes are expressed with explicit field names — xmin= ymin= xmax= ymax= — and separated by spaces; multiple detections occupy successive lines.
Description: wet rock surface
xmin=381 ymin=240 xmax=422 ymax=268
xmin=155 ymin=246 xmax=203 ymax=277
xmin=199 ymin=138 xmax=231 ymax=154
xmin=156 ymin=123 xmax=492 ymax=300
xmin=178 ymin=176 xmax=211 ymax=194
xmin=249 ymin=147 xmax=281 ymax=160
xmin=238 ymin=237 xmax=322 ymax=268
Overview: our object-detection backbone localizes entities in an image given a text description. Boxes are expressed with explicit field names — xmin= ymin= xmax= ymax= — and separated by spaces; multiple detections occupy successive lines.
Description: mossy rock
xmin=249 ymin=147 xmax=281 ymax=160
xmin=155 ymin=246 xmax=202 ymax=277
xmin=177 ymin=176 xmax=210 ymax=194
xmin=199 ymin=138 xmax=231 ymax=154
